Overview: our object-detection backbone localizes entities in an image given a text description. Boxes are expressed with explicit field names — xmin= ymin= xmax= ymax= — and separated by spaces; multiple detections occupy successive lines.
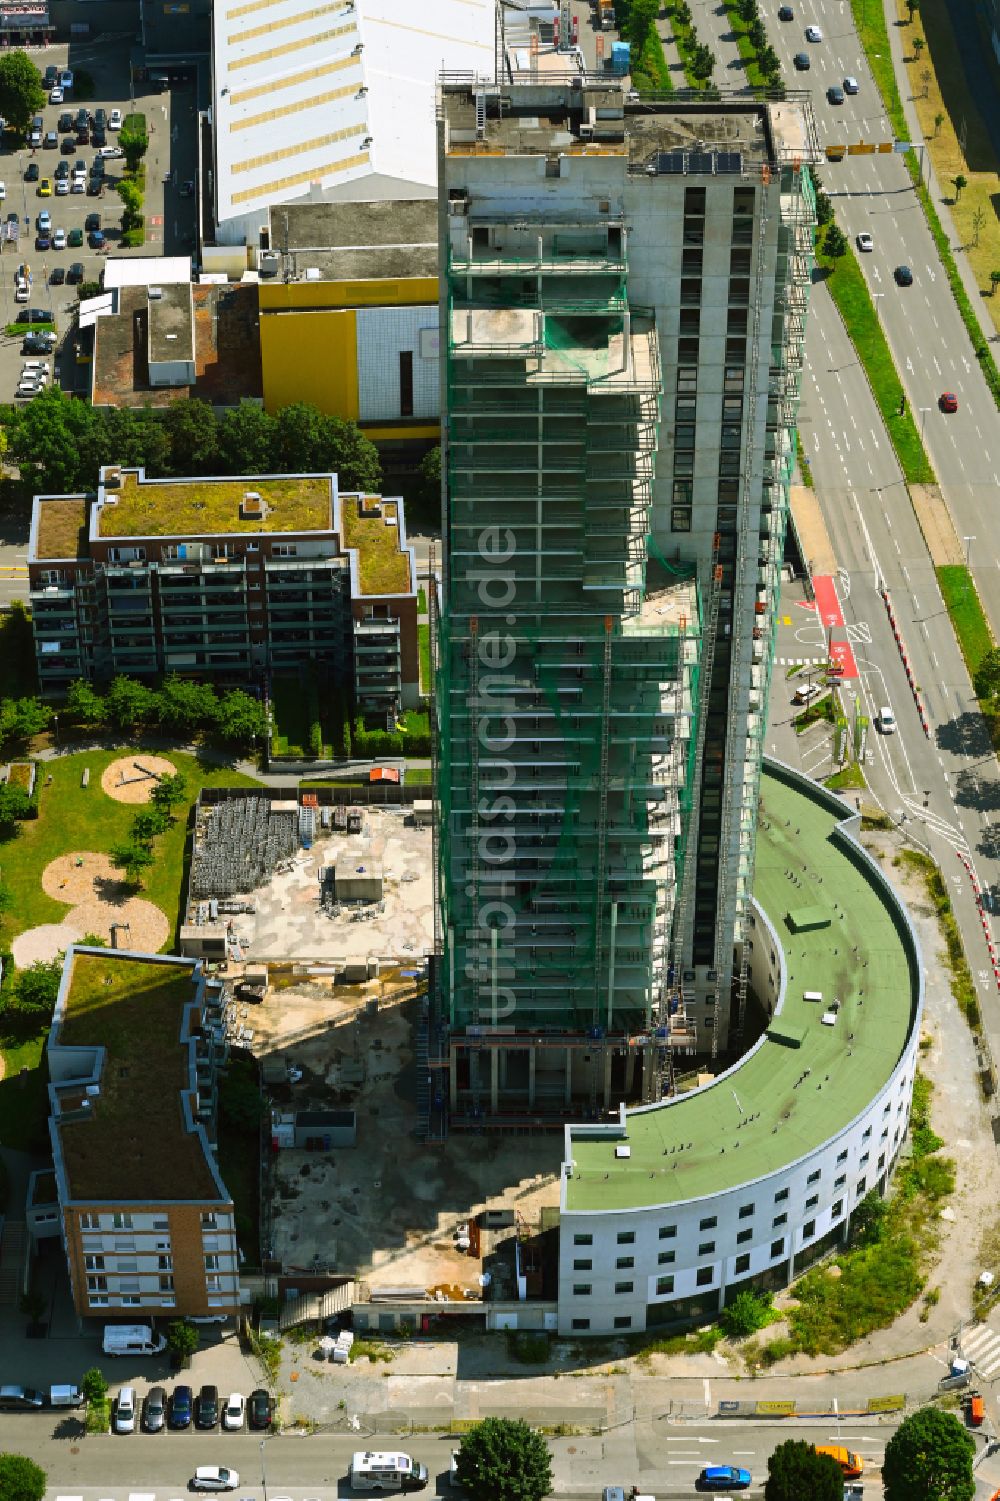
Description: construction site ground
xmin=252 ymin=980 xmax=562 ymax=1290
xmin=232 ymin=807 xmax=432 ymax=964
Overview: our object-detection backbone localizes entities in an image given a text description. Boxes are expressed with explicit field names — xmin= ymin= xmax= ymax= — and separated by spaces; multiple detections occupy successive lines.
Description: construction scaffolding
xmin=436 ymin=205 xmax=703 ymax=1119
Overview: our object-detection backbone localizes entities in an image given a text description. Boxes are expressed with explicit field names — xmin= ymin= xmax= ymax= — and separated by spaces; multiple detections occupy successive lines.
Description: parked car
xmin=697 ymin=1468 xmax=752 ymax=1493
xmin=60 ymin=136 xmax=76 ymax=154
xmin=85 ymin=212 xmax=101 ymax=232
xmin=23 ymin=331 xmax=56 ymax=353
xmin=113 ymin=1386 xmax=137 ymax=1435
xmin=109 ymin=107 xmax=123 ymax=129
xmin=24 ymin=162 xmax=39 ymax=181
xmin=0 ymin=1386 xmax=45 ymax=1411
xmin=93 ymin=107 xmax=107 ymax=130
xmin=58 ymin=110 xmax=73 ymax=132
xmin=36 ymin=210 xmax=51 ymax=231
xmin=67 ymin=227 xmax=83 ymax=247
xmin=247 ymin=1389 xmax=271 ymax=1430
xmin=89 ymin=228 xmax=106 ymax=249
xmin=49 ymin=86 xmax=63 ymax=104
xmin=67 ymin=261 xmax=84 ymax=282
xmin=91 ymin=125 xmax=106 ymax=148
xmin=75 ymin=108 xmax=88 ymax=130
xmin=221 ymin=1392 xmax=245 ymax=1431
xmin=191 ymin=1469 xmax=240 ymax=1492
xmin=49 ymin=266 xmax=65 ymax=285
xmin=52 ymin=227 xmax=66 ymax=250
xmin=35 ymin=231 xmax=50 ymax=251
xmin=143 ymin=1385 xmax=167 ymax=1433
xmin=38 ymin=179 xmax=52 ymax=197
xmin=43 ymin=64 xmax=57 ymax=87
xmin=61 ymin=69 xmax=73 ymax=90
xmin=196 ymin=1385 xmax=220 ymax=1429
xmin=43 ymin=130 xmax=58 ymax=149
xmin=76 ymin=125 xmax=90 ymax=145
xmin=54 ymin=160 xmax=69 ymax=179
xmin=98 ymin=144 xmax=124 ymax=159
xmin=168 ymin=1384 xmax=193 ymax=1429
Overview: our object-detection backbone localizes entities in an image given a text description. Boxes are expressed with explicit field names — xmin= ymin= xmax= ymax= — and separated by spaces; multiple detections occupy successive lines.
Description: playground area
xmin=101 ymin=754 xmax=178 ymax=804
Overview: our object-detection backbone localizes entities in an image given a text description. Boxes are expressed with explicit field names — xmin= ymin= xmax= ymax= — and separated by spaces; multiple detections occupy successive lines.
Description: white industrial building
xmin=554 ymin=761 xmax=923 ymax=1334
xmin=209 ymin=0 xmax=498 ymax=246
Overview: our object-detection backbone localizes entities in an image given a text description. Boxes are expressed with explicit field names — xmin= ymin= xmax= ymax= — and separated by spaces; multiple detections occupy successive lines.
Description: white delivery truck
xmin=102 ymin=1324 xmax=167 ymax=1356
xmin=349 ymin=1452 xmax=429 ymax=1492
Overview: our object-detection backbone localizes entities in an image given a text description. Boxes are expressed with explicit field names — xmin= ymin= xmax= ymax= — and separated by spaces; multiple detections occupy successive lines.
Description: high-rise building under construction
xmin=434 ymin=78 xmax=818 ymax=1124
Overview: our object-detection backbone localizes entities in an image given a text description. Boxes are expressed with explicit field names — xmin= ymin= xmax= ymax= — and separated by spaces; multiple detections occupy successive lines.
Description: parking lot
xmin=0 ymin=32 xmax=200 ymax=403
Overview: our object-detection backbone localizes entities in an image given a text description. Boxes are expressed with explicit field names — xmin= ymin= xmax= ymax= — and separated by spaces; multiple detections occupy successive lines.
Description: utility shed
xmin=147 ymin=283 xmax=195 ymax=387
xmin=335 ymin=859 xmax=383 ymax=902
xmin=294 ymin=1109 xmax=356 ymax=1149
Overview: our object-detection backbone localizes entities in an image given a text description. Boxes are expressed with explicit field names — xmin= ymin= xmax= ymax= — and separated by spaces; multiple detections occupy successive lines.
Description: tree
xmin=316 ymin=414 xmax=381 ymax=492
xmin=11 ymin=960 xmax=61 ymax=1017
xmin=934 ymin=110 xmax=945 ymax=136
xmin=217 ymin=400 xmax=276 ymax=474
xmin=100 ymin=405 xmax=171 ymax=475
xmin=721 ymin=1288 xmax=773 ymax=1337
xmin=156 ymin=674 xmax=217 ymax=735
xmin=0 ymin=1454 xmax=46 ymax=1501
xmin=905 ymin=0 xmax=919 ymax=16
xmin=65 ymin=679 xmax=106 ymax=727
xmin=0 ymin=695 xmax=50 ymax=746
xmin=109 ymin=841 xmax=155 ymax=886
xmin=456 ymin=1418 xmax=552 ymax=1501
xmin=0 ymin=51 xmax=45 ymax=135
xmin=973 ymin=205 xmax=987 ymax=248
xmin=851 ymin=1188 xmax=889 ymax=1246
xmin=219 ymin=1062 xmax=265 ymax=1132
xmin=0 ymin=882 xmax=13 ymax=933
xmin=736 ymin=0 xmax=757 ymax=22
xmin=954 ymin=173 xmax=967 ymax=201
xmin=80 ymin=1367 xmax=109 ymax=1405
xmin=824 ymin=223 xmax=848 ymax=258
xmin=115 ymin=175 xmax=143 ymax=235
xmin=8 ymin=386 xmax=99 ymax=493
xmin=991 ymin=270 xmax=1000 ymax=297
xmin=0 ymin=783 xmax=32 ymax=834
xmin=165 ymin=1318 xmax=200 ymax=1361
xmin=882 ymin=1407 xmax=974 ymax=1501
xmin=416 ymin=444 xmax=441 ymax=513
xmin=691 ymin=43 xmax=716 ymax=83
xmin=150 ymin=770 xmax=188 ymax=814
xmin=626 ymin=0 xmax=659 ymax=47
xmin=131 ymin=806 xmax=170 ymax=844
xmin=974 ymin=645 xmax=1000 ymax=701
xmin=765 ymin=1440 xmax=842 ymax=1501
xmin=912 ymin=35 xmax=924 ymax=59
xmin=214 ymin=689 xmax=267 ymax=747
xmin=164 ymin=398 xmax=219 ymax=475
xmin=921 ymin=67 xmax=931 ymax=97
xmin=118 ymin=117 xmax=148 ymax=173
xmin=105 ymin=674 xmax=157 ymax=731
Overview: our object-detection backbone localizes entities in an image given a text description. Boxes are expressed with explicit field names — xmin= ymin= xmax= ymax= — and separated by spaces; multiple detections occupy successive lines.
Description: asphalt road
xmin=5 ymin=1416 xmax=900 ymax=1500
xmin=761 ymin=0 xmax=1000 ymax=642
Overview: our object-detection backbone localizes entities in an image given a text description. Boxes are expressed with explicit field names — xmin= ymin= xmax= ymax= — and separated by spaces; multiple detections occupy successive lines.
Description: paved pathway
xmin=680 ymin=0 xmax=746 ymax=87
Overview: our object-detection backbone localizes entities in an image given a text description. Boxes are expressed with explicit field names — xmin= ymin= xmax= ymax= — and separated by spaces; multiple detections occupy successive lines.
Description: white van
xmin=102 ymin=1324 xmax=167 ymax=1356
xmin=113 ymin=1386 xmax=136 ymax=1433
xmin=350 ymin=1452 xmax=429 ymax=1492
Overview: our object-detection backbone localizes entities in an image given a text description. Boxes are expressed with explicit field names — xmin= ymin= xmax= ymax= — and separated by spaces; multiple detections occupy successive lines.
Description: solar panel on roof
xmin=653 ymin=150 xmax=686 ymax=174
xmin=716 ymin=151 xmax=743 ymax=174
xmin=688 ymin=150 xmax=713 ymax=174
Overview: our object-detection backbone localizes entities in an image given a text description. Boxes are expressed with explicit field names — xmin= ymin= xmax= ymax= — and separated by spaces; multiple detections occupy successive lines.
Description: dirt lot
xmin=253 ymin=980 xmax=562 ymax=1291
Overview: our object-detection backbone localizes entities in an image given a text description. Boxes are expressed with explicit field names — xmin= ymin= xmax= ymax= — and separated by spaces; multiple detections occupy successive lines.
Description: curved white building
xmin=556 ymin=759 xmax=923 ymax=1334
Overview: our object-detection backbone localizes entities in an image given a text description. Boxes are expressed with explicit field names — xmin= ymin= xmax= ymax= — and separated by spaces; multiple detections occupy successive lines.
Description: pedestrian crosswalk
xmin=961 ymin=1321 xmax=1000 ymax=1378
xmin=777 ymin=657 xmax=829 ymax=667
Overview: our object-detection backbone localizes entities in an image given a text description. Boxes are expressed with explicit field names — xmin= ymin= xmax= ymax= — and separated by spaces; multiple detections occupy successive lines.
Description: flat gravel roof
xmin=565 ymin=764 xmax=919 ymax=1211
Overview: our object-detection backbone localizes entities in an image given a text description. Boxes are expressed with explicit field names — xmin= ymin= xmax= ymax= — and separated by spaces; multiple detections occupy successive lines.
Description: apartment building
xmin=28 ymin=467 xmax=418 ymax=720
xmin=47 ymin=948 xmax=240 ymax=1321
xmin=435 ymin=80 xmax=818 ymax=1120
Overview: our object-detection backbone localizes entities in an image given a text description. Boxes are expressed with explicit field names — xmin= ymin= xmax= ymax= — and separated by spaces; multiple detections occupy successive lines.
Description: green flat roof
xmin=96 ymin=470 xmax=333 ymax=538
xmin=565 ymin=764 xmax=919 ymax=1212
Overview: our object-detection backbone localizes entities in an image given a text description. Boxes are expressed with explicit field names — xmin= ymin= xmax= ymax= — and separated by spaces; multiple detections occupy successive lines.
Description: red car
xmin=939 ymin=391 xmax=959 ymax=412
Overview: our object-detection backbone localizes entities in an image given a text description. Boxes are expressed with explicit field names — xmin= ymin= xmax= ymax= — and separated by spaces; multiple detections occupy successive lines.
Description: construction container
xmin=610 ymin=40 xmax=630 ymax=73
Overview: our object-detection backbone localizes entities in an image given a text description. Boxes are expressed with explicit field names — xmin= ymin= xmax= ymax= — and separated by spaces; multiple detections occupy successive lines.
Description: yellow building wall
xmin=259 ymin=276 xmax=437 ymax=312
xmin=260 ymin=307 xmax=360 ymax=418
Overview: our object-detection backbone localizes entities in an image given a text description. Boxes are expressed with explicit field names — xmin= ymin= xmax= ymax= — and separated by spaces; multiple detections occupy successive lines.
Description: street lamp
xmin=260 ymin=1437 xmax=268 ymax=1501
xmin=964 ymin=535 xmax=977 ymax=570
xmin=919 ymin=406 xmax=932 ymax=443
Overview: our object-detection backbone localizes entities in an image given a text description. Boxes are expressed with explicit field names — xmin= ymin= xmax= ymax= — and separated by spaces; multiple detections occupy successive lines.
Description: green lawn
xmin=819 ymin=238 xmax=936 ymax=484
xmin=825 ymin=762 xmax=866 ymax=792
xmin=418 ymin=622 xmax=431 ymax=695
xmin=270 ymin=673 xmax=312 ymax=758
xmin=0 ymin=748 xmax=259 ymax=954
xmin=937 ymin=565 xmax=995 ymax=676
xmin=0 ymin=1032 xmax=48 ymax=1152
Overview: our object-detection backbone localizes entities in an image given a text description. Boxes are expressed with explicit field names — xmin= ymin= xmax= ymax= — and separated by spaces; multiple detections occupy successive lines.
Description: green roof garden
xmin=96 ymin=469 xmax=334 ymax=538
xmin=564 ymin=763 xmax=920 ymax=1212
xmin=54 ymin=952 xmax=224 ymax=1203
xmin=35 ymin=499 xmax=90 ymax=561
xmin=340 ymin=494 xmax=412 ymax=596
